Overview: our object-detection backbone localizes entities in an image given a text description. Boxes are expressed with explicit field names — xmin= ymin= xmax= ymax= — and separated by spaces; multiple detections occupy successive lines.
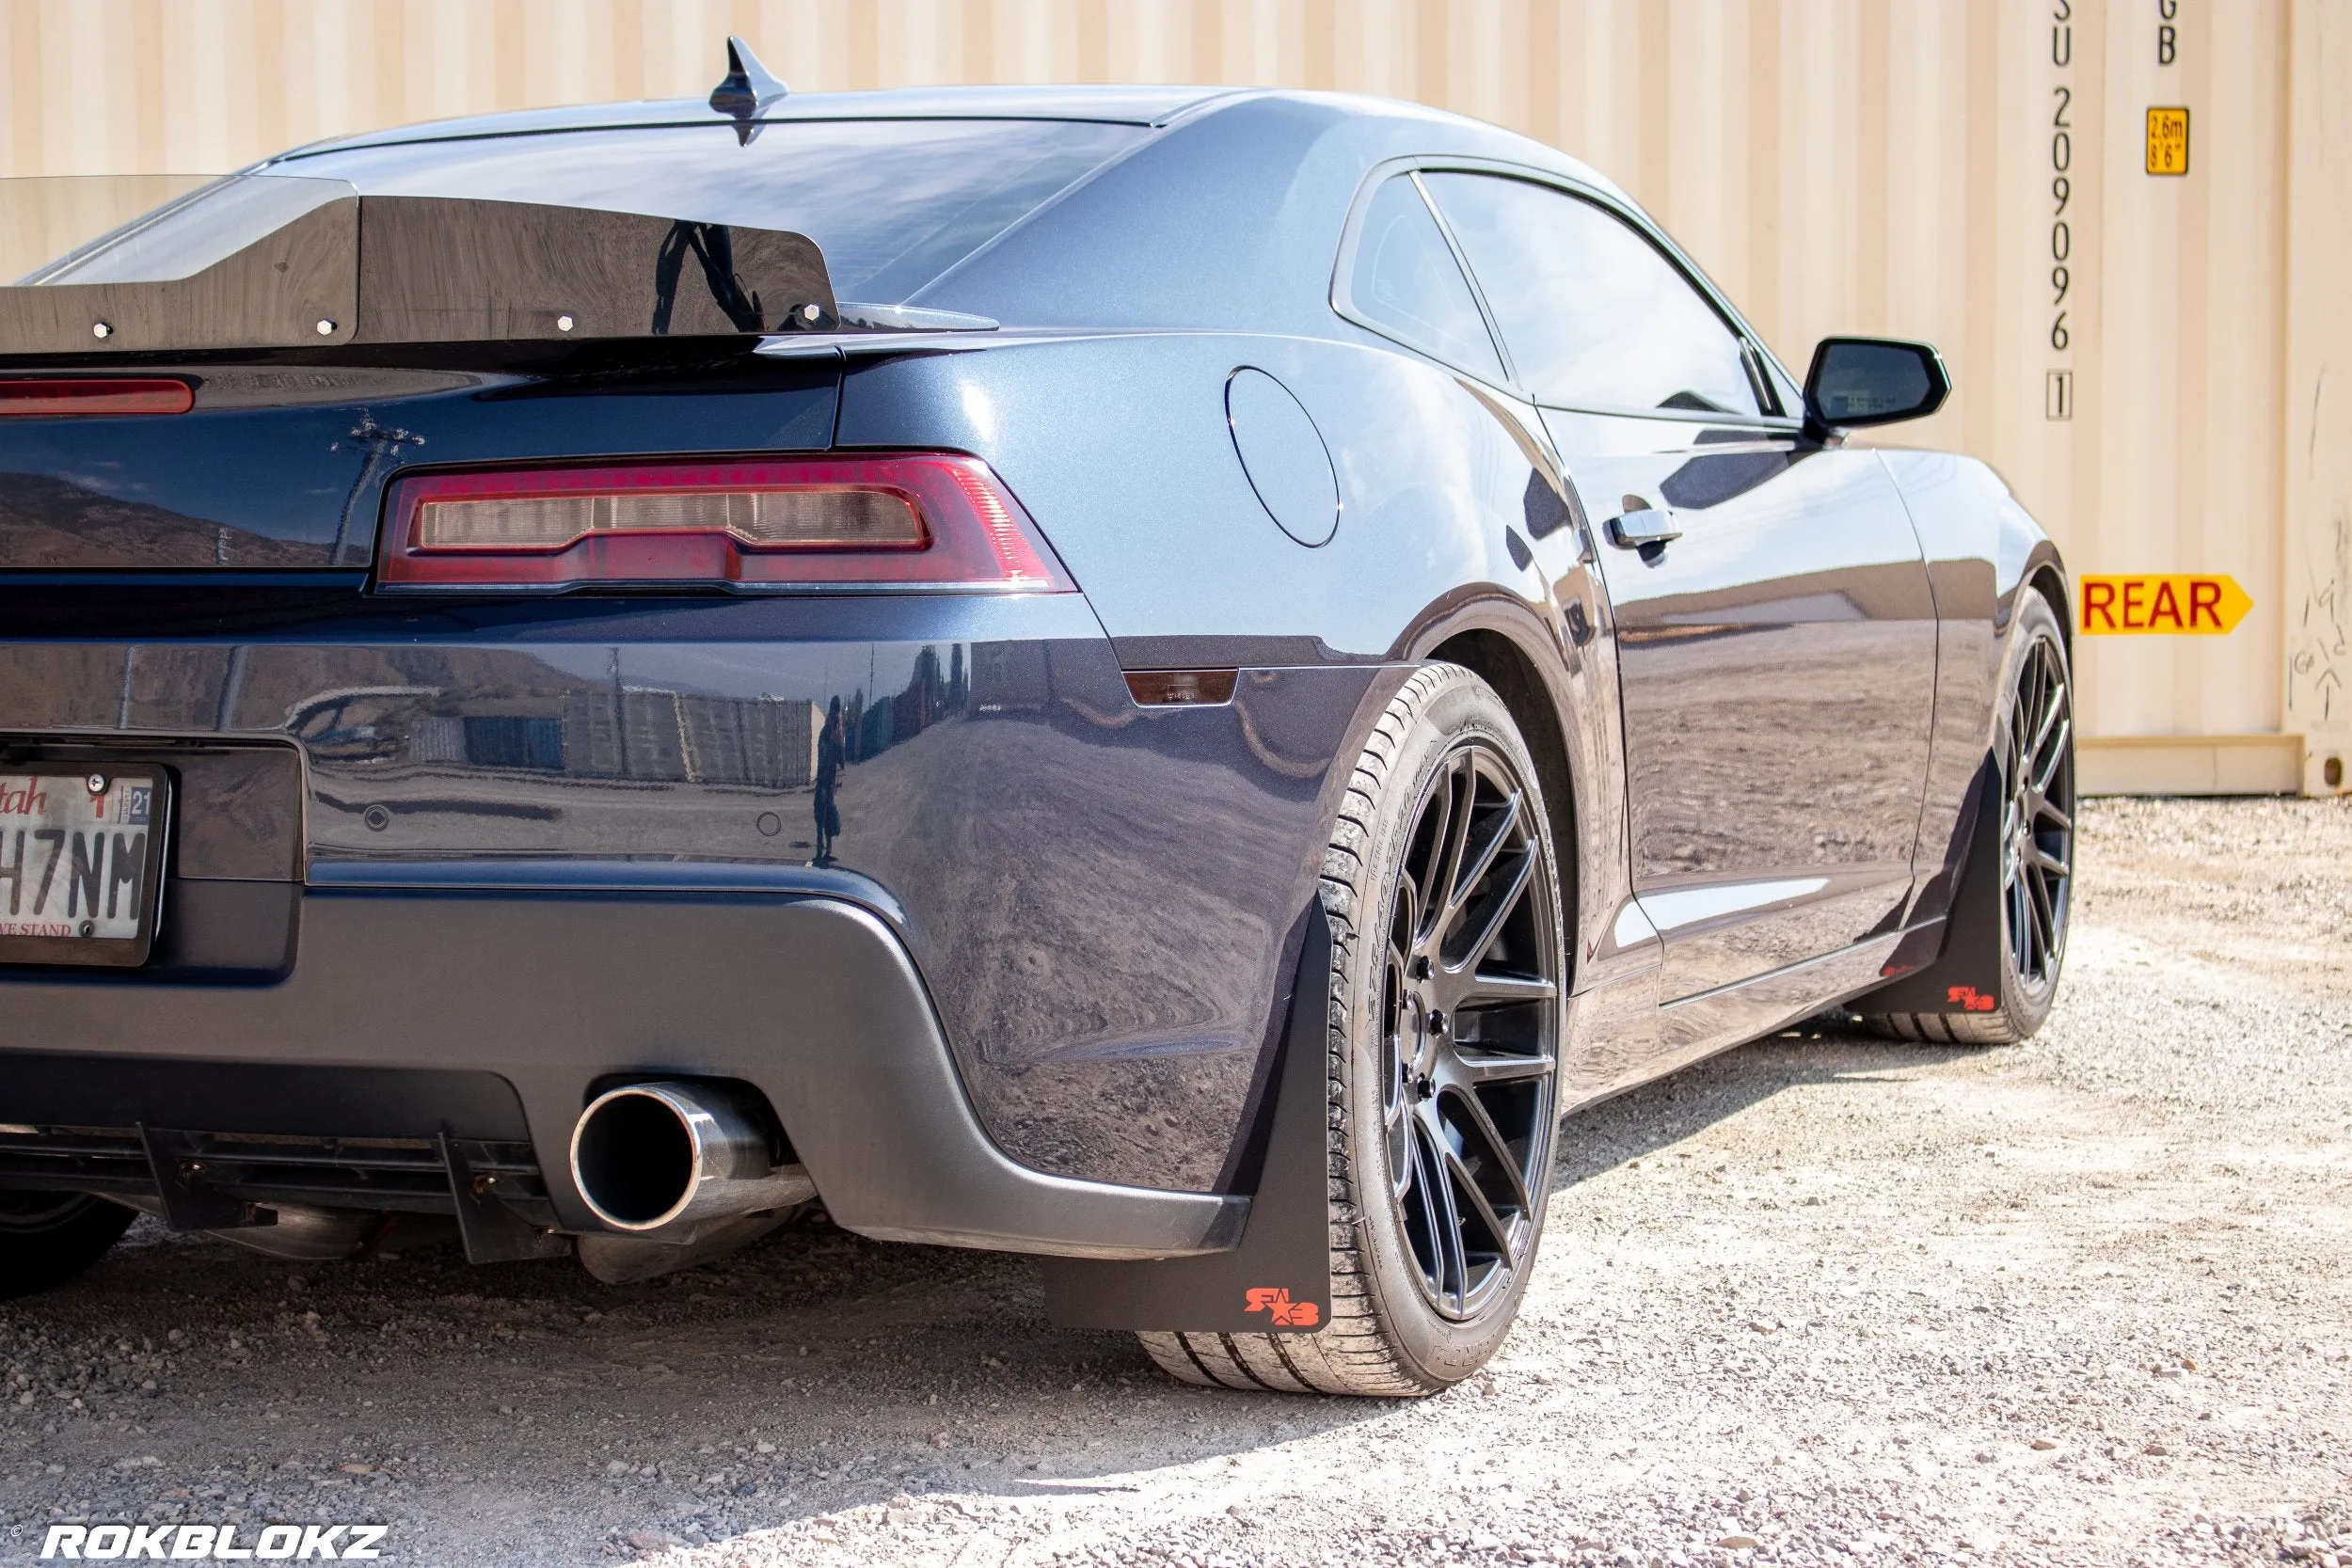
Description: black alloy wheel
xmin=2001 ymin=630 xmax=2074 ymax=993
xmin=1380 ymin=740 xmax=1559 ymax=1322
xmin=1866 ymin=592 xmax=2074 ymax=1046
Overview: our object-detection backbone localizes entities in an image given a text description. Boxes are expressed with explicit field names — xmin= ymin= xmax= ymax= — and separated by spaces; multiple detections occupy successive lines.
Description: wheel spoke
xmin=1449 ymin=847 xmax=1535 ymax=975
xmin=1442 ymin=1088 xmax=1534 ymax=1217
xmin=2031 ymin=845 xmax=2071 ymax=879
xmin=1406 ymin=1120 xmax=1445 ymax=1274
xmin=2032 ymin=715 xmax=2072 ymax=795
xmin=1406 ymin=764 xmax=1457 ymax=944
xmin=1454 ymin=972 xmax=1558 ymax=1008
xmin=1426 ymin=755 xmax=1476 ymax=943
xmin=2027 ymin=669 xmax=2062 ymax=749
xmin=2025 ymin=866 xmax=2056 ymax=973
xmin=2033 ymin=795 xmax=2074 ymax=832
xmin=1441 ymin=786 xmax=1523 ymax=927
xmin=1382 ymin=1038 xmax=1410 ymax=1168
xmin=1395 ymin=870 xmax=1425 ymax=954
xmin=1421 ymin=1116 xmax=1470 ymax=1312
xmin=1438 ymin=1142 xmax=1520 ymax=1270
xmin=2007 ymin=870 xmax=2031 ymax=969
xmin=1447 ymin=1047 xmax=1557 ymax=1085
xmin=1391 ymin=1104 xmax=1415 ymax=1206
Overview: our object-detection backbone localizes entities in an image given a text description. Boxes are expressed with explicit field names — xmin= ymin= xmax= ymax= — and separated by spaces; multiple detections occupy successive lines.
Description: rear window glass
xmin=14 ymin=174 xmax=352 ymax=285
xmin=265 ymin=119 xmax=1148 ymax=304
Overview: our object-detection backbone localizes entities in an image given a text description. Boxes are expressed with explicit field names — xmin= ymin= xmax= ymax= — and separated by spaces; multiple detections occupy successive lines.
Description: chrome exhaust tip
xmin=569 ymin=1081 xmax=813 ymax=1237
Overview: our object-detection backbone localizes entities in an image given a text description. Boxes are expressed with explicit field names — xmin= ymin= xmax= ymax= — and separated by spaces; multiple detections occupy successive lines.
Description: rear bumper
xmin=0 ymin=588 xmax=1383 ymax=1193
xmin=0 ymin=876 xmax=1243 ymax=1259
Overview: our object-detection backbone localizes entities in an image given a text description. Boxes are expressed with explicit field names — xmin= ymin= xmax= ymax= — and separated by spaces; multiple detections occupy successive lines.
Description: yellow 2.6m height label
xmin=2146 ymin=106 xmax=2190 ymax=175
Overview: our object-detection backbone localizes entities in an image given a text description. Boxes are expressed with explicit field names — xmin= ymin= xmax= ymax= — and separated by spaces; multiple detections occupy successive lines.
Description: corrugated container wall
xmin=3 ymin=0 xmax=2347 ymax=796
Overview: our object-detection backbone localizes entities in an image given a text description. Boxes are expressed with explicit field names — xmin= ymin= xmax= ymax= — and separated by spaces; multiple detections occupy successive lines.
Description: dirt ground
xmin=2 ymin=796 xmax=2347 ymax=1568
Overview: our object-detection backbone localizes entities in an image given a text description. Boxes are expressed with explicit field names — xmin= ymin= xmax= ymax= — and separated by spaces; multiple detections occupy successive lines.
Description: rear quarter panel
xmin=840 ymin=332 xmax=1541 ymax=655
xmin=839 ymin=327 xmax=1636 ymax=1090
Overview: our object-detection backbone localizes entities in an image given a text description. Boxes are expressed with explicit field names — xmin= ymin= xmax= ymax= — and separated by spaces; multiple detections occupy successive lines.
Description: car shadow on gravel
xmin=2 ymin=1023 xmax=1993 ymax=1562
xmin=5 ymin=1205 xmax=1408 ymax=1560
xmin=1550 ymin=1020 xmax=1979 ymax=1192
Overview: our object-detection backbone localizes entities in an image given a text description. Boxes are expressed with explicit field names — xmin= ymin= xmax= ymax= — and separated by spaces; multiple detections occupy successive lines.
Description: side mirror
xmin=1803 ymin=337 xmax=1951 ymax=435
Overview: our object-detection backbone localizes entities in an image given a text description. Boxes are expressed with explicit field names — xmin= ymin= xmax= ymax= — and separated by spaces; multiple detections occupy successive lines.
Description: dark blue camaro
xmin=0 ymin=49 xmax=2073 ymax=1396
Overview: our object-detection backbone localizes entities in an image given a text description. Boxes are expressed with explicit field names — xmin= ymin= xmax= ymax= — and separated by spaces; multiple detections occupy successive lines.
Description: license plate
xmin=0 ymin=768 xmax=169 ymax=967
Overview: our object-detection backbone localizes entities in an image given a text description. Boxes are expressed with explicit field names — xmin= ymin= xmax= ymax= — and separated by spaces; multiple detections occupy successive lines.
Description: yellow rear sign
xmin=2079 ymin=574 xmax=2249 ymax=635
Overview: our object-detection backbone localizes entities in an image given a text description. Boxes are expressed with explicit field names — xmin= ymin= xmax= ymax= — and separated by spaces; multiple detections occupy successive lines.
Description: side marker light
xmin=1125 ymin=670 xmax=1238 ymax=707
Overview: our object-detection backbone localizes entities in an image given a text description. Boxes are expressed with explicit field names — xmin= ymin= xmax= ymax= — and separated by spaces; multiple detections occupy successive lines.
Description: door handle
xmin=1605 ymin=501 xmax=1681 ymax=549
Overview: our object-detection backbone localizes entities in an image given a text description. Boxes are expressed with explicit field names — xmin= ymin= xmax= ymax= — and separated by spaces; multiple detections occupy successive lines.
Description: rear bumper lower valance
xmin=0 ymin=884 xmax=1242 ymax=1259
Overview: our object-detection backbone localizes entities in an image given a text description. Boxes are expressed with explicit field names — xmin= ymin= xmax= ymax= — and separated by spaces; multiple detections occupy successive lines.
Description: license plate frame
xmin=0 ymin=766 xmax=170 ymax=968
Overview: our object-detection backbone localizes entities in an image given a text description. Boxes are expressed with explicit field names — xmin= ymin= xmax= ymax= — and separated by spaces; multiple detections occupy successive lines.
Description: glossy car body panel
xmin=0 ymin=359 xmax=841 ymax=568
xmin=0 ymin=86 xmax=2062 ymax=1248
xmin=1875 ymin=450 xmax=2070 ymax=922
xmin=838 ymin=329 xmax=1645 ymax=1032
xmin=0 ymin=887 xmax=1241 ymax=1256
xmin=1551 ymin=411 xmax=1938 ymax=1006
xmin=0 ymin=582 xmax=1378 ymax=1193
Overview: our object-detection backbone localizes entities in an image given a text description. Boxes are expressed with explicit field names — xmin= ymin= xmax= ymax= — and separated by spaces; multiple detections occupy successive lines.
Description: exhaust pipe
xmin=569 ymin=1081 xmax=814 ymax=1239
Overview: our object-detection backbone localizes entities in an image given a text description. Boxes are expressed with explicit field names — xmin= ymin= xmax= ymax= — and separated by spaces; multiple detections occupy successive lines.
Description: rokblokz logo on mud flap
xmin=38 ymin=1522 xmax=387 ymax=1559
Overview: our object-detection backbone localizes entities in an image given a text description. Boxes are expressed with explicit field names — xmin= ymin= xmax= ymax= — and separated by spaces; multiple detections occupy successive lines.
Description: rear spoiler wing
xmin=0 ymin=189 xmax=839 ymax=356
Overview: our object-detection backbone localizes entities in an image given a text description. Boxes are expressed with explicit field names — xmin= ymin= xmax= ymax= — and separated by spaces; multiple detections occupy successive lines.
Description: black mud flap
xmin=1042 ymin=911 xmax=1334 ymax=1335
xmin=1854 ymin=757 xmax=2008 ymax=1017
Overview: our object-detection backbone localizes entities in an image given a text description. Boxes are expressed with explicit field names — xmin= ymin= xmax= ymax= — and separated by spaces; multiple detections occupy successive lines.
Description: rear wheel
xmin=0 ymin=1192 xmax=135 ymax=1300
xmin=1140 ymin=663 xmax=1565 ymax=1396
xmin=1868 ymin=592 xmax=2074 ymax=1046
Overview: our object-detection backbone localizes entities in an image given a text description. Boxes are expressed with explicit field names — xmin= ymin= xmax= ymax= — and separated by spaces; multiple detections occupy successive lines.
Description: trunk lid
xmin=0 ymin=350 xmax=843 ymax=570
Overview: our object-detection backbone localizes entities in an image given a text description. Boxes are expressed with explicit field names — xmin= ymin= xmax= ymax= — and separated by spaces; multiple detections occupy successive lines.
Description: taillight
xmin=377 ymin=453 xmax=1074 ymax=593
xmin=0 ymin=379 xmax=193 ymax=417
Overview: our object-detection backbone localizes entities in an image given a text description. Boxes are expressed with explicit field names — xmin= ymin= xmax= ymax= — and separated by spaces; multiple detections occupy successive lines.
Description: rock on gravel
xmin=0 ymin=797 xmax=2347 ymax=1566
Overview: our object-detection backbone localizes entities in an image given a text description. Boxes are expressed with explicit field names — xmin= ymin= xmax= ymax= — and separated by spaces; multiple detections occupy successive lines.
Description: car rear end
xmin=0 ymin=101 xmax=1285 ymax=1281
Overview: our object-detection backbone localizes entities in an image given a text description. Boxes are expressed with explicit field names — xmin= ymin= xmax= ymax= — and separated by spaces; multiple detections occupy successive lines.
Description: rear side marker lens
xmin=378 ymin=453 xmax=1074 ymax=594
xmin=0 ymin=378 xmax=193 ymax=417
xmin=1126 ymin=669 xmax=1238 ymax=706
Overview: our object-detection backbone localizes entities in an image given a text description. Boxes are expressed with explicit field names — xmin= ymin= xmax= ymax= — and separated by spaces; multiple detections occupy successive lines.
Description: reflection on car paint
xmin=0 ymin=600 xmax=1378 ymax=1193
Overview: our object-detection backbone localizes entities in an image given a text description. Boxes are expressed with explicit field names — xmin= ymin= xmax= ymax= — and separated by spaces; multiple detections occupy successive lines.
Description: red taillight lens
xmin=377 ymin=454 xmax=1073 ymax=593
xmin=0 ymin=379 xmax=193 ymax=417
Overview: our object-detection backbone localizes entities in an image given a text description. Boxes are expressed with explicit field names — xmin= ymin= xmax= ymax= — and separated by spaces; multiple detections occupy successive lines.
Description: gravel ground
xmin=2 ymin=796 xmax=2347 ymax=1567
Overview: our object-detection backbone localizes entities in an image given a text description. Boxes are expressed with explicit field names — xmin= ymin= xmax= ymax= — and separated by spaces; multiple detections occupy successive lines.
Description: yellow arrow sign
xmin=2078 ymin=574 xmax=2251 ymax=636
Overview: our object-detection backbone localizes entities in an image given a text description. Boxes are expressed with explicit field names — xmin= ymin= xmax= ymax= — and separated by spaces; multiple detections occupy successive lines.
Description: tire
xmin=0 ymin=1192 xmax=136 ymax=1300
xmin=1867 ymin=591 xmax=2074 ymax=1047
xmin=1140 ymin=663 xmax=1565 ymax=1396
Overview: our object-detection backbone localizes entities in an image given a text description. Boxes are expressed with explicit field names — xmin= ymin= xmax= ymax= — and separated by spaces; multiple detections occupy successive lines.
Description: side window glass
xmin=1343 ymin=174 xmax=1505 ymax=383
xmin=1423 ymin=172 xmax=1759 ymax=416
